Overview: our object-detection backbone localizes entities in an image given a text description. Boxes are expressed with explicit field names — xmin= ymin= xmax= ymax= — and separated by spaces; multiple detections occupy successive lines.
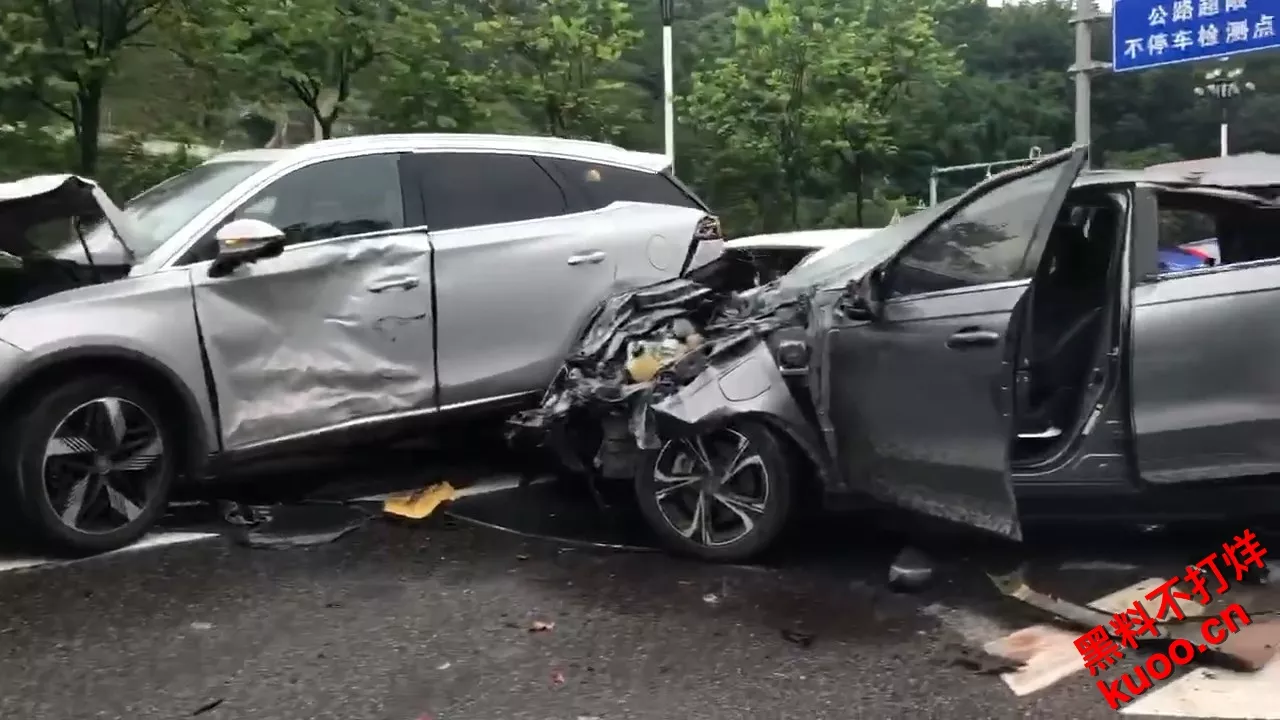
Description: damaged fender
xmin=646 ymin=341 xmax=830 ymax=468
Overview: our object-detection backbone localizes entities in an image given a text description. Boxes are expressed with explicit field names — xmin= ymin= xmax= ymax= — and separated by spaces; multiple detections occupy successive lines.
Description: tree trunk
xmin=74 ymin=83 xmax=104 ymax=175
xmin=852 ymin=151 xmax=865 ymax=227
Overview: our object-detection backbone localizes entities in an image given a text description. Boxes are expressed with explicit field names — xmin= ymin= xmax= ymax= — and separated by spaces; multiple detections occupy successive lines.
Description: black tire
xmin=634 ymin=421 xmax=793 ymax=562
xmin=0 ymin=374 xmax=178 ymax=557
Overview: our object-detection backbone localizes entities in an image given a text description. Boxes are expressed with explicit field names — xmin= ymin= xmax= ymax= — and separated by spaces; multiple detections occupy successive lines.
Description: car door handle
xmin=567 ymin=251 xmax=607 ymax=266
xmin=367 ymin=277 xmax=420 ymax=293
xmin=947 ymin=327 xmax=1000 ymax=349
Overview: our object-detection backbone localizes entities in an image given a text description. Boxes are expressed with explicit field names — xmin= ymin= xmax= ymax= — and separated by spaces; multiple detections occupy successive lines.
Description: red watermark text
xmin=1073 ymin=528 xmax=1269 ymax=709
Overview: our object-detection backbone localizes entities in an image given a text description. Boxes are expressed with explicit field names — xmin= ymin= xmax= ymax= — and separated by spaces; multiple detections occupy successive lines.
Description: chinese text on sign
xmin=1112 ymin=0 xmax=1279 ymax=72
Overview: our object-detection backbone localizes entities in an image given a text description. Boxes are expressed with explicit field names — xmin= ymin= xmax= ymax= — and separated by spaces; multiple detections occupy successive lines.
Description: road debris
xmin=224 ymin=502 xmax=372 ymax=549
xmin=945 ymin=642 xmax=1026 ymax=675
xmin=191 ymin=698 xmax=225 ymax=716
xmin=551 ymin=670 xmax=567 ymax=687
xmin=383 ymin=482 xmax=457 ymax=520
xmin=530 ymin=620 xmax=555 ymax=632
xmin=987 ymin=566 xmax=1280 ymax=672
xmin=702 ymin=592 xmax=721 ymax=606
xmin=189 ymin=622 xmax=214 ymax=631
xmin=780 ymin=628 xmax=815 ymax=648
xmin=887 ymin=547 xmax=934 ymax=593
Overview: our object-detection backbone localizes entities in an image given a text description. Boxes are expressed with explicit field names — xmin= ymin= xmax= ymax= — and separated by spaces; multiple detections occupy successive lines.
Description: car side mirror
xmin=207 ymin=219 xmax=286 ymax=278
xmin=841 ymin=268 xmax=883 ymax=321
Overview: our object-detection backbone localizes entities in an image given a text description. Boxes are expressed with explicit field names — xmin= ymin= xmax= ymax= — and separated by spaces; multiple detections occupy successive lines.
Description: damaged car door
xmin=187 ymin=152 xmax=437 ymax=452
xmin=821 ymin=146 xmax=1088 ymax=540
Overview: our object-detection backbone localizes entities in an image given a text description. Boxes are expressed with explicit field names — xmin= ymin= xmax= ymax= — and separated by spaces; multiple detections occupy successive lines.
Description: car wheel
xmin=0 ymin=375 xmax=178 ymax=556
xmin=634 ymin=422 xmax=793 ymax=562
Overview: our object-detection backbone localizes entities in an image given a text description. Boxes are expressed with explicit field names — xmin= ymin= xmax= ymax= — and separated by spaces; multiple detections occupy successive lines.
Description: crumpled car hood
xmin=508 ymin=271 xmax=807 ymax=439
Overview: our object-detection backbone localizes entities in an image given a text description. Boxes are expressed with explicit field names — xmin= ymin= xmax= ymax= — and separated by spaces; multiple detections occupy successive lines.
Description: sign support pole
xmin=1069 ymin=0 xmax=1112 ymax=168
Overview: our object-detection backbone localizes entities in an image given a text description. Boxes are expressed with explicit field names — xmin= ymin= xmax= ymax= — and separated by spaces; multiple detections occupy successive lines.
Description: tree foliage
xmin=1 ymin=0 xmax=1280 ymax=234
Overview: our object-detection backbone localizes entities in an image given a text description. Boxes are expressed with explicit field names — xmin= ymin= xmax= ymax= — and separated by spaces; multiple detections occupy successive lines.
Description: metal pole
xmin=928 ymin=172 xmax=939 ymax=207
xmin=1068 ymin=0 xmax=1110 ymax=168
xmin=1220 ymin=120 xmax=1229 ymax=157
xmin=1072 ymin=0 xmax=1094 ymax=160
xmin=661 ymin=0 xmax=675 ymax=169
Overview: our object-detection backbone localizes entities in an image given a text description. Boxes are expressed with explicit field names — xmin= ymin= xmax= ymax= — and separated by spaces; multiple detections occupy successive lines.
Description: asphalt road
xmin=2 ymin=474 xmax=1279 ymax=720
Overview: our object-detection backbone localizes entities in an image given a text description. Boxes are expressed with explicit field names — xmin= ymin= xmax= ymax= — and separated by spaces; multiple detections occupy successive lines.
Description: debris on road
xmin=986 ymin=566 xmax=1280 ymax=672
xmin=224 ymin=502 xmax=372 ymax=549
xmin=702 ymin=592 xmax=721 ymax=606
xmin=551 ymin=670 xmax=567 ymax=687
xmin=945 ymin=642 xmax=1026 ymax=676
xmin=887 ymin=547 xmax=934 ymax=593
xmin=780 ymin=628 xmax=815 ymax=648
xmin=191 ymin=698 xmax=225 ymax=716
xmin=383 ymin=482 xmax=457 ymax=520
xmin=189 ymin=622 xmax=214 ymax=631
xmin=530 ymin=620 xmax=555 ymax=632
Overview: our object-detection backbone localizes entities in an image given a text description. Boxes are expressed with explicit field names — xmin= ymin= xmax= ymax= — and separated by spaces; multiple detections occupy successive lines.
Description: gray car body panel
xmin=514 ymin=147 xmax=1280 ymax=539
xmin=0 ymin=135 xmax=717 ymax=477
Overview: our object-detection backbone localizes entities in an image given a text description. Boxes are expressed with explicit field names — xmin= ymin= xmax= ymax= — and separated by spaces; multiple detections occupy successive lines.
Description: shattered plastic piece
xmin=383 ymin=482 xmax=457 ymax=520
xmin=189 ymin=622 xmax=214 ymax=631
xmin=437 ymin=662 xmax=452 ymax=670
xmin=887 ymin=547 xmax=934 ymax=593
xmin=530 ymin=620 xmax=555 ymax=632
xmin=219 ymin=500 xmax=271 ymax=527
xmin=551 ymin=670 xmax=567 ymax=687
xmin=780 ymin=628 xmax=815 ymax=648
xmin=702 ymin=592 xmax=721 ymax=605
xmin=229 ymin=503 xmax=371 ymax=549
xmin=192 ymin=698 xmax=225 ymax=716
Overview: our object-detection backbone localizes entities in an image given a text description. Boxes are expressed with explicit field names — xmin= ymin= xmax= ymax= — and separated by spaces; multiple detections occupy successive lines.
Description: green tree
xmin=476 ymin=0 xmax=644 ymax=140
xmin=0 ymin=0 xmax=172 ymax=173
xmin=169 ymin=0 xmax=399 ymax=140
xmin=365 ymin=1 xmax=491 ymax=133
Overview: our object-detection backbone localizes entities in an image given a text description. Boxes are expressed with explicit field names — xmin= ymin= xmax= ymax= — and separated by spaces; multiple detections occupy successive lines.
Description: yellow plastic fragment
xmin=383 ymin=481 xmax=457 ymax=520
xmin=626 ymin=351 xmax=665 ymax=383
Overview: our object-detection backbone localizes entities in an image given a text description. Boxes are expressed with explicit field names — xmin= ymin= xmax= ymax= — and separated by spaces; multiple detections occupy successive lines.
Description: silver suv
xmin=0 ymin=134 xmax=724 ymax=555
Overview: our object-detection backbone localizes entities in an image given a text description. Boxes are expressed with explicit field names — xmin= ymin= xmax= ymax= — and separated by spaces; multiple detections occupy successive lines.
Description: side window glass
xmin=546 ymin=158 xmax=701 ymax=210
xmin=419 ymin=153 xmax=566 ymax=232
xmin=889 ymin=169 xmax=1060 ymax=297
xmin=181 ymin=154 xmax=404 ymax=264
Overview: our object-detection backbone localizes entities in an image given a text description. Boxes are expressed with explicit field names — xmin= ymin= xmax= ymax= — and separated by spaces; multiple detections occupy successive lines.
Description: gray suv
xmin=0 ymin=134 xmax=723 ymax=555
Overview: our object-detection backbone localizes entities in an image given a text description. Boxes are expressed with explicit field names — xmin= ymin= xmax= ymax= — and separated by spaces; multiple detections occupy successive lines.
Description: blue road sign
xmin=1112 ymin=0 xmax=1280 ymax=72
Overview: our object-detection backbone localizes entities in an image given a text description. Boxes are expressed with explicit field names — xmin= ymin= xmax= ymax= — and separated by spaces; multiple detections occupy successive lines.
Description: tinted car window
xmin=889 ymin=170 xmax=1059 ymax=297
xmin=181 ymin=154 xmax=404 ymax=264
xmin=420 ymin=153 xmax=567 ymax=231
xmin=546 ymin=158 xmax=700 ymax=210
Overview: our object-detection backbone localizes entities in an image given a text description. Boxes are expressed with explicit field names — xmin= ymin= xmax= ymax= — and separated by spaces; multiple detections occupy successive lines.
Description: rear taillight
xmin=694 ymin=215 xmax=724 ymax=242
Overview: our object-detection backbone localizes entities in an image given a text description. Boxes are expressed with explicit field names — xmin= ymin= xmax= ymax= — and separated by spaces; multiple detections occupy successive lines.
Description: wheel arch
xmin=0 ymin=346 xmax=214 ymax=481
xmin=731 ymin=411 xmax=838 ymax=509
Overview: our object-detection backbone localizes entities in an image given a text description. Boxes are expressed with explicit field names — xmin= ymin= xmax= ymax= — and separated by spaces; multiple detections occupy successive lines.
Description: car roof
xmin=1076 ymin=152 xmax=1280 ymax=190
xmin=203 ymin=134 xmax=671 ymax=174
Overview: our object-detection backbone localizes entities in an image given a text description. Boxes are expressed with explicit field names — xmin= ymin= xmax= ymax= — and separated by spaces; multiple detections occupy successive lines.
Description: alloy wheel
xmin=651 ymin=428 xmax=770 ymax=548
xmin=40 ymin=396 xmax=166 ymax=534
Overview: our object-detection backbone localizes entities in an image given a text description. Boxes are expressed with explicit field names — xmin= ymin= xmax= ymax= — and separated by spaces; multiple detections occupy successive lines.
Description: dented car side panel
xmin=189 ymin=229 xmax=437 ymax=450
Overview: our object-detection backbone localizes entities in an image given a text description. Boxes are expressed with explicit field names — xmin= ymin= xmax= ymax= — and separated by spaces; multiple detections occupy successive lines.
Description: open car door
xmin=822 ymin=145 xmax=1089 ymax=541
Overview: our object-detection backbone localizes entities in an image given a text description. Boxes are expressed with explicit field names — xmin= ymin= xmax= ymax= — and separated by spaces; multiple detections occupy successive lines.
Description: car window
xmin=888 ymin=169 xmax=1060 ymax=298
xmin=419 ymin=153 xmax=566 ymax=232
xmin=544 ymin=158 xmax=701 ymax=210
xmin=67 ymin=160 xmax=269 ymax=263
xmin=180 ymin=154 xmax=404 ymax=264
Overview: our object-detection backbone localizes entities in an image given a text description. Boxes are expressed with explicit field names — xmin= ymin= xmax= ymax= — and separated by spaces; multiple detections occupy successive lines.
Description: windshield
xmin=779 ymin=198 xmax=960 ymax=290
xmin=55 ymin=160 xmax=268 ymax=263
